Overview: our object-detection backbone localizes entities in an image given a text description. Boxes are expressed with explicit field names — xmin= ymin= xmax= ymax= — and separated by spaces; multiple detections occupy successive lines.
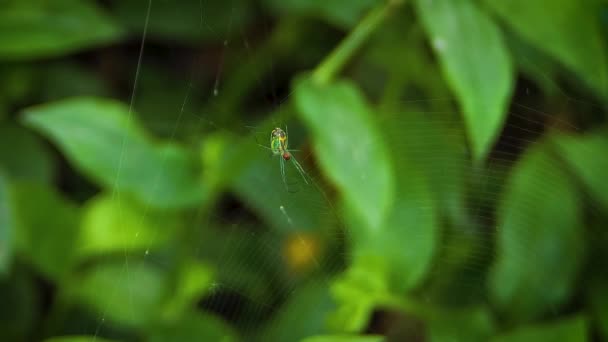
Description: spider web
xmin=41 ymin=1 xmax=607 ymax=341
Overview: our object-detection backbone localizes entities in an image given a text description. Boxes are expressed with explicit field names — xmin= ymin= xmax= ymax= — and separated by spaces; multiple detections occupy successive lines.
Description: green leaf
xmin=0 ymin=123 xmax=55 ymax=184
xmin=0 ymin=0 xmax=124 ymax=60
xmin=504 ymin=32 xmax=562 ymax=96
xmin=485 ymin=0 xmax=608 ymax=98
xmin=72 ymin=262 xmax=167 ymax=327
xmin=0 ymin=172 xmax=12 ymax=275
xmin=489 ymin=144 xmax=584 ymax=322
xmin=490 ymin=315 xmax=587 ymax=342
xmin=339 ymin=112 xmax=443 ymax=293
xmin=347 ymin=168 xmax=438 ymax=292
xmin=414 ymin=0 xmax=514 ymax=161
xmin=163 ymin=260 xmax=215 ymax=320
xmin=22 ymin=97 xmax=206 ymax=210
xmin=300 ymin=335 xmax=384 ymax=342
xmin=149 ymin=311 xmax=237 ymax=342
xmin=78 ymin=194 xmax=179 ymax=258
xmin=294 ymin=78 xmax=394 ymax=232
xmin=259 ymin=282 xmax=336 ymax=341
xmin=262 ymin=0 xmax=380 ymax=29
xmin=553 ymin=130 xmax=608 ymax=211
xmin=328 ymin=259 xmax=390 ymax=333
xmin=12 ymin=183 xmax=80 ymax=282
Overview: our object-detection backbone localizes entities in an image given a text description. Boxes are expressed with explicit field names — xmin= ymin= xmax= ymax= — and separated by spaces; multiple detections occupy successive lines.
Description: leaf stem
xmin=312 ymin=1 xmax=403 ymax=85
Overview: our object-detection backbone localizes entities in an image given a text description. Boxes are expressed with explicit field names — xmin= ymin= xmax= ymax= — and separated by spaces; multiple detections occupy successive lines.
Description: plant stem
xmin=312 ymin=1 xmax=403 ymax=85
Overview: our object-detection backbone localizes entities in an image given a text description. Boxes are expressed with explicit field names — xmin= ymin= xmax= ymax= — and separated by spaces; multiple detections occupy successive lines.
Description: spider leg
xmin=257 ymin=143 xmax=274 ymax=151
xmin=280 ymin=157 xmax=289 ymax=191
xmin=290 ymin=155 xmax=309 ymax=185
xmin=248 ymin=126 xmax=275 ymax=152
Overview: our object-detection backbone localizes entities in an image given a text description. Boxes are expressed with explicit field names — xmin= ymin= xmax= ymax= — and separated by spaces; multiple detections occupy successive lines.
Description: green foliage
xmin=0 ymin=0 xmax=124 ymax=60
xmin=295 ymin=78 xmax=394 ymax=232
xmin=45 ymin=337 xmax=117 ymax=342
xmin=414 ymin=0 xmax=514 ymax=161
xmin=71 ymin=262 xmax=167 ymax=327
xmin=111 ymin=0 xmax=253 ymax=44
xmin=328 ymin=259 xmax=392 ymax=333
xmin=258 ymin=282 xmax=336 ymax=341
xmin=12 ymin=183 xmax=81 ymax=282
xmin=22 ymin=97 xmax=206 ymax=209
xmin=553 ymin=130 xmax=608 ymax=211
xmin=428 ymin=307 xmax=495 ymax=342
xmin=0 ymin=124 xmax=55 ymax=183
xmin=490 ymin=315 xmax=587 ymax=342
xmin=0 ymin=172 xmax=12 ymax=275
xmin=300 ymin=335 xmax=384 ymax=342
xmin=485 ymin=0 xmax=608 ymax=98
xmin=77 ymin=194 xmax=178 ymax=257
xmin=262 ymin=0 xmax=380 ymax=29
xmin=489 ymin=143 xmax=584 ymax=322
xmin=0 ymin=0 xmax=607 ymax=341
xmin=589 ymin=278 xmax=608 ymax=340
xmin=149 ymin=312 xmax=237 ymax=342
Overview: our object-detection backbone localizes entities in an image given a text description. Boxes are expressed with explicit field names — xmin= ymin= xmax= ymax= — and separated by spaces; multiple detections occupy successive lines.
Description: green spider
xmin=269 ymin=127 xmax=309 ymax=189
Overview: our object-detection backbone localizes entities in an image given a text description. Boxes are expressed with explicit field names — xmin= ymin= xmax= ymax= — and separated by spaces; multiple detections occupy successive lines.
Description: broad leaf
xmin=414 ymin=0 xmax=513 ymax=161
xmin=22 ymin=97 xmax=206 ymax=209
xmin=295 ymin=78 xmax=394 ymax=232
xmin=0 ymin=0 xmax=124 ymax=60
xmin=489 ymin=144 xmax=584 ymax=322
xmin=485 ymin=0 xmax=608 ymax=98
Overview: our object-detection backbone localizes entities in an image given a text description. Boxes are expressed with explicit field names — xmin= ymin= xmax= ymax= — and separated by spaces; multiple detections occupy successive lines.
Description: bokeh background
xmin=1 ymin=0 xmax=608 ymax=341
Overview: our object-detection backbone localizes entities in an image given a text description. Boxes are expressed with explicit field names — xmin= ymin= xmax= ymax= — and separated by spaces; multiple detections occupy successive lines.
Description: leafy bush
xmin=1 ymin=0 xmax=607 ymax=341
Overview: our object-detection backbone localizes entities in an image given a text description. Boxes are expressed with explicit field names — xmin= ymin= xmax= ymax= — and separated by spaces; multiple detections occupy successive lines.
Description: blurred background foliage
xmin=1 ymin=0 xmax=608 ymax=341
